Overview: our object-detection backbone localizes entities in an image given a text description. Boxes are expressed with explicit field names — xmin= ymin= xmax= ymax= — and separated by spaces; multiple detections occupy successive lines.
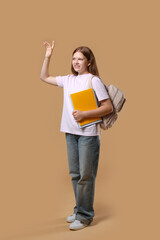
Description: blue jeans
xmin=65 ymin=133 xmax=100 ymax=225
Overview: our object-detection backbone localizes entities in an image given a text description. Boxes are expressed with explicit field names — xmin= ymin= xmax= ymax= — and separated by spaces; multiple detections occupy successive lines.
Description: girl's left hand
xmin=72 ymin=110 xmax=85 ymax=122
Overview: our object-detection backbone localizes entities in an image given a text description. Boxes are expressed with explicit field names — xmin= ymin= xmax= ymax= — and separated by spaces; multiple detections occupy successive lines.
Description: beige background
xmin=0 ymin=0 xmax=159 ymax=239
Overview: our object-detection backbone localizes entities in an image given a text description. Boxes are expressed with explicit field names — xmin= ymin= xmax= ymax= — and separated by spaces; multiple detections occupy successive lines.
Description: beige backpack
xmin=88 ymin=75 xmax=126 ymax=130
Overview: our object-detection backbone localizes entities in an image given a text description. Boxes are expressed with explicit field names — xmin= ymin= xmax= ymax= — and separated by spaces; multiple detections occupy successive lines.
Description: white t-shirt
xmin=56 ymin=73 xmax=109 ymax=136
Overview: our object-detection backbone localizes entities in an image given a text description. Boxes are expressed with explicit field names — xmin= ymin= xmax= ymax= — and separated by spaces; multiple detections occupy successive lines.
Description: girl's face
xmin=72 ymin=51 xmax=90 ymax=75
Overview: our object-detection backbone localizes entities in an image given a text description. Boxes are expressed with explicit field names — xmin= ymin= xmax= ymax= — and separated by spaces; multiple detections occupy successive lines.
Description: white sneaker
xmin=69 ymin=220 xmax=87 ymax=230
xmin=66 ymin=213 xmax=76 ymax=223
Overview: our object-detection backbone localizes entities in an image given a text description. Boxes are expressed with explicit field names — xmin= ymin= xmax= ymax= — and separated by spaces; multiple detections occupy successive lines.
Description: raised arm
xmin=40 ymin=40 xmax=57 ymax=86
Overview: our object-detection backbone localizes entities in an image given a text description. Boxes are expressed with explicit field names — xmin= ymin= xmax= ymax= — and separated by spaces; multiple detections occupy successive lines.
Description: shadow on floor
xmin=2 ymin=217 xmax=68 ymax=240
xmin=91 ymin=202 xmax=114 ymax=226
xmin=2 ymin=204 xmax=114 ymax=240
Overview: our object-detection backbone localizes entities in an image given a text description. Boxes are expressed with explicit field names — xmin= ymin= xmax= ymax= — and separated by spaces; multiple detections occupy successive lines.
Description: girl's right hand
xmin=43 ymin=40 xmax=55 ymax=58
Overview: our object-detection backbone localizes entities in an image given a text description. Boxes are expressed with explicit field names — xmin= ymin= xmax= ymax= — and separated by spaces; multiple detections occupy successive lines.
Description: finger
xmin=43 ymin=41 xmax=48 ymax=45
xmin=43 ymin=41 xmax=50 ymax=47
xmin=51 ymin=40 xmax=55 ymax=49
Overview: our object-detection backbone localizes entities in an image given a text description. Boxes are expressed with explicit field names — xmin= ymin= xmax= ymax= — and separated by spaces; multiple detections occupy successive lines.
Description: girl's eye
xmin=72 ymin=58 xmax=84 ymax=61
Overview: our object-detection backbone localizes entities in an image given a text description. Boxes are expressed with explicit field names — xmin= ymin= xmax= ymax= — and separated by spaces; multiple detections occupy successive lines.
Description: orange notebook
xmin=70 ymin=88 xmax=102 ymax=128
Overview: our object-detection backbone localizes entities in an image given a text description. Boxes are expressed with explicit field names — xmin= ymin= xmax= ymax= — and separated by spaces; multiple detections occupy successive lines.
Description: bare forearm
xmin=72 ymin=99 xmax=113 ymax=122
xmin=84 ymin=105 xmax=113 ymax=119
xmin=40 ymin=56 xmax=51 ymax=80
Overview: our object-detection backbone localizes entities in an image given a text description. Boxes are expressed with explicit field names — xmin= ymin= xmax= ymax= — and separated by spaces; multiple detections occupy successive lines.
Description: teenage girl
xmin=40 ymin=40 xmax=113 ymax=230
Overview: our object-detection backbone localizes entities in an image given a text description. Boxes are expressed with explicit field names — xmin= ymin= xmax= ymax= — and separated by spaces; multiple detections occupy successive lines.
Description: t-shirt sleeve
xmin=92 ymin=76 xmax=110 ymax=102
xmin=56 ymin=75 xmax=70 ymax=88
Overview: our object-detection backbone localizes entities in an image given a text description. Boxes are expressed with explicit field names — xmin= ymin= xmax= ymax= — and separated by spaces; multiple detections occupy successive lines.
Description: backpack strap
xmin=88 ymin=74 xmax=94 ymax=88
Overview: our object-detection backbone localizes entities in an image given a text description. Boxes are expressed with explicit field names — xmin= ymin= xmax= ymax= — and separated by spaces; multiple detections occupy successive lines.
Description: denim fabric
xmin=65 ymin=133 xmax=100 ymax=225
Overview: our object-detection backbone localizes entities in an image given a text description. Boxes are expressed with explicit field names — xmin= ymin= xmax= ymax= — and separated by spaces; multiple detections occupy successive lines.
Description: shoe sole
xmin=69 ymin=225 xmax=87 ymax=230
xmin=66 ymin=219 xmax=75 ymax=223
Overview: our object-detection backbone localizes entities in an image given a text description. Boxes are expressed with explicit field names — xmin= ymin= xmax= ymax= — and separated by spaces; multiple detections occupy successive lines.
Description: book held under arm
xmin=70 ymin=88 xmax=102 ymax=128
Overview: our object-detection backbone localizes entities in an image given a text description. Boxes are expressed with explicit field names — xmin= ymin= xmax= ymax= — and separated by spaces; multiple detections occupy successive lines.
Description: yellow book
xmin=70 ymin=88 xmax=102 ymax=128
